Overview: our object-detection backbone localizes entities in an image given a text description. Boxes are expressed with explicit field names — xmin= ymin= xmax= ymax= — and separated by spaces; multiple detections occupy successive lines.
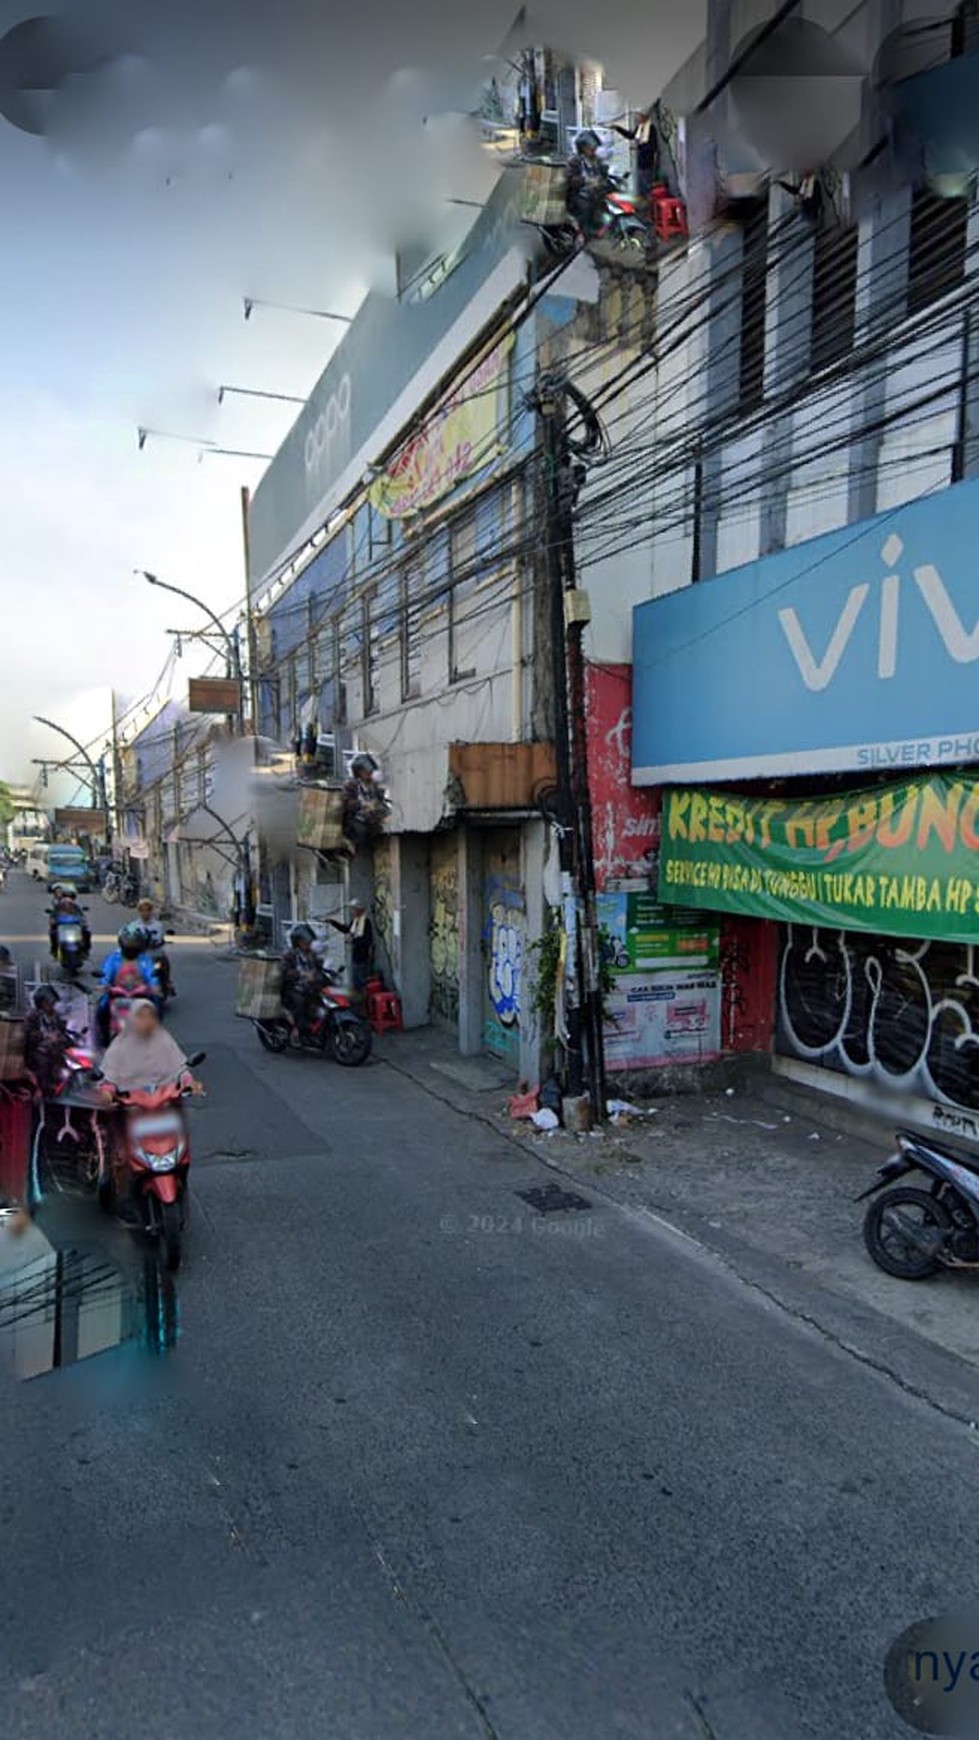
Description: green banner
xmin=597 ymin=892 xmax=719 ymax=972
xmin=658 ymin=775 xmax=979 ymax=942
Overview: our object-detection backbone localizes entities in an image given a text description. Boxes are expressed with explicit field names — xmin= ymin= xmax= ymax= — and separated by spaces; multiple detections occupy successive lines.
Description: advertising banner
xmin=597 ymin=891 xmax=719 ymax=972
xmin=585 ymin=663 xmax=660 ymax=889
xmin=632 ymin=478 xmax=979 ymax=783
xmin=369 ymin=335 xmax=514 ymax=519
xmin=659 ymin=774 xmax=979 ymax=942
xmin=604 ymin=971 xmax=722 ymax=1072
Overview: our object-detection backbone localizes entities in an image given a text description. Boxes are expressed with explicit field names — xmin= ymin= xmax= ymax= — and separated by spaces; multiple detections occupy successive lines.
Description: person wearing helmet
xmin=137 ymin=897 xmax=175 ymax=999
xmin=47 ymin=885 xmax=91 ymax=960
xmin=24 ymin=984 xmax=71 ymax=1095
xmin=95 ymin=923 xmax=161 ymax=1047
xmin=280 ymin=923 xmax=325 ymax=1039
xmin=566 ymin=127 xmax=609 ymax=238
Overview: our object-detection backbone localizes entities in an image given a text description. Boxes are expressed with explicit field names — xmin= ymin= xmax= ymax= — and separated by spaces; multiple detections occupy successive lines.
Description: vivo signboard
xmin=632 ymin=481 xmax=979 ymax=785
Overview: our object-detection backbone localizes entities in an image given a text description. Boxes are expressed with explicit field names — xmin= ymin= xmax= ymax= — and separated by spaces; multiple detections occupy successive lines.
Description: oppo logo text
xmin=778 ymin=534 xmax=979 ymax=693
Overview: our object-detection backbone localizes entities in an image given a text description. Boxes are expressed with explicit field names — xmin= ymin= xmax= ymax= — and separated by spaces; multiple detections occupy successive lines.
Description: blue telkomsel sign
xmin=632 ymin=480 xmax=979 ymax=785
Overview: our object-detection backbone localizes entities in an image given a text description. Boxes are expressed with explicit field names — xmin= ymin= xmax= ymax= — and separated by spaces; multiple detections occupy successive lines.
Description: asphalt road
xmin=2 ymin=872 xmax=978 ymax=1739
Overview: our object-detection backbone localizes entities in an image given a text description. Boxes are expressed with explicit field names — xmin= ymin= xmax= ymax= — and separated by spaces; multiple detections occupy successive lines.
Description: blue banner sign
xmin=632 ymin=481 xmax=979 ymax=784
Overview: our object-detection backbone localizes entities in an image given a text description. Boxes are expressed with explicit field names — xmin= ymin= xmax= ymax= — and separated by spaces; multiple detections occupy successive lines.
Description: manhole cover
xmin=516 ymin=1183 xmax=593 ymax=1216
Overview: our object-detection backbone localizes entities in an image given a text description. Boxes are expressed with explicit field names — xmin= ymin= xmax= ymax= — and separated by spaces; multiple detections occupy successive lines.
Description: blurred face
xmin=132 ymin=1004 xmax=159 ymax=1040
xmin=138 ymin=903 xmax=153 ymax=920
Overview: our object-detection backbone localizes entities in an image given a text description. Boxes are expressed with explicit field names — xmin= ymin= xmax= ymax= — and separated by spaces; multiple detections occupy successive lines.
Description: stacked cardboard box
xmin=236 ymin=955 xmax=284 ymax=1020
xmin=297 ymin=784 xmax=351 ymax=853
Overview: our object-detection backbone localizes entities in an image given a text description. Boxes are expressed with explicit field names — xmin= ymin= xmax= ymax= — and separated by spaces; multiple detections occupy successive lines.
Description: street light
xmin=138 ymin=427 xmax=271 ymax=460
xmin=136 ymin=571 xmax=245 ymax=736
xmin=217 ymin=384 xmax=305 ymax=406
xmin=33 ymin=717 xmax=111 ymax=838
xmin=242 ymin=296 xmax=354 ymax=324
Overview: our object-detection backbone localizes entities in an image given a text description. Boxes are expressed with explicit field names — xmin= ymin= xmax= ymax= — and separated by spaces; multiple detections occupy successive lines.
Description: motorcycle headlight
xmin=135 ymin=1148 xmax=181 ymax=1172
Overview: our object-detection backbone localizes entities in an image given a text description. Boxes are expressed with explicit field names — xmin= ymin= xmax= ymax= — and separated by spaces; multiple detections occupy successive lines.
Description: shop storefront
xmin=632 ymin=479 xmax=979 ymax=1136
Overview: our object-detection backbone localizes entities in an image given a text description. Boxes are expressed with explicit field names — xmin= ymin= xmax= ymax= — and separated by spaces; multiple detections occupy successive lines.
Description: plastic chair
xmin=367 ymin=990 xmax=403 ymax=1035
xmin=652 ymin=190 xmax=688 ymax=241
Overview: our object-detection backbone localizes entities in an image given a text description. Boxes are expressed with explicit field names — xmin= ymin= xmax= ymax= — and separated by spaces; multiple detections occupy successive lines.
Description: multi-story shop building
xmin=621 ymin=0 xmax=979 ymax=1138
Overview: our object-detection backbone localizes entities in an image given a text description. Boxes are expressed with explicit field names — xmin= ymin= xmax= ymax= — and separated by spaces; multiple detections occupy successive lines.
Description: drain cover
xmin=516 ymin=1183 xmax=593 ymax=1215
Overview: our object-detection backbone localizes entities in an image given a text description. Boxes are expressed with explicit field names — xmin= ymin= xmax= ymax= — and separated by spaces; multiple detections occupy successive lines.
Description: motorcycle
xmin=151 ymin=930 xmax=177 ymax=1000
xmin=99 ymin=978 xmax=165 ymax=1044
xmin=857 ymin=1128 xmax=979 ymax=1280
xmin=95 ymin=1053 xmax=206 ymax=1273
xmin=52 ymin=910 xmax=91 ymax=979
xmin=533 ymin=171 xmax=652 ymax=261
xmin=249 ymin=969 xmax=372 ymax=1068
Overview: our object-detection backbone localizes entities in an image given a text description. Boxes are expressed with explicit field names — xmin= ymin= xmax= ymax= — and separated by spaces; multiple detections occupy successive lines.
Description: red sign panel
xmin=585 ymin=663 xmax=660 ymax=890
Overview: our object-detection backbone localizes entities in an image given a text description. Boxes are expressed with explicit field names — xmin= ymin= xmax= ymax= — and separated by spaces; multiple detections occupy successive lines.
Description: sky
xmin=0 ymin=0 xmax=704 ymax=799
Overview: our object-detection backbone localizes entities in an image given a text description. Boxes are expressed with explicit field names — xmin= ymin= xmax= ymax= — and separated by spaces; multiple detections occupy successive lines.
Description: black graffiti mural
xmin=777 ymin=927 xmax=979 ymax=1114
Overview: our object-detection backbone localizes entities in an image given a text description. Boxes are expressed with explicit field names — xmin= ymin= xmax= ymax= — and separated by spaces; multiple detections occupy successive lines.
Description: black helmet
xmin=118 ymin=921 xmax=149 ymax=958
xmin=576 ymin=128 xmax=601 ymax=153
xmin=33 ymin=984 xmax=59 ymax=1010
xmin=291 ymin=923 xmax=315 ymax=946
xmin=0 ymin=946 xmax=11 ymax=964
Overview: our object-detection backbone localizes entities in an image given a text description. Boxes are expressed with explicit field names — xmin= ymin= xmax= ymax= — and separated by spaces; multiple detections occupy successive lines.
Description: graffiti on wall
xmin=777 ymin=927 xmax=979 ymax=1115
xmin=429 ymin=840 xmax=460 ymax=1025
xmin=372 ymin=839 xmax=395 ymax=979
xmin=585 ymin=663 xmax=660 ymax=890
xmin=483 ymin=873 xmax=523 ymax=1059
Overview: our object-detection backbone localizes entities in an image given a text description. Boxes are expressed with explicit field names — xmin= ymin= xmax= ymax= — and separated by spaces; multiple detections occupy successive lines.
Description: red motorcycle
xmin=248 ymin=972 xmax=372 ymax=1068
xmin=95 ymin=1052 xmax=206 ymax=1272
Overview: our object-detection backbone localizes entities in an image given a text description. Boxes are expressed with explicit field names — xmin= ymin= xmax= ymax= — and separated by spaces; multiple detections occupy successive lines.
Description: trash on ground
xmin=606 ymin=1098 xmax=653 ymax=1118
xmin=508 ymin=1087 xmax=540 ymax=1120
xmin=531 ymin=1107 xmax=560 ymax=1131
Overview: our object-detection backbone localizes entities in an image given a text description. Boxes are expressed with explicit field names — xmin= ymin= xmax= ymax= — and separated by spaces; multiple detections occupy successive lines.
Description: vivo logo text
xmin=778 ymin=534 xmax=979 ymax=692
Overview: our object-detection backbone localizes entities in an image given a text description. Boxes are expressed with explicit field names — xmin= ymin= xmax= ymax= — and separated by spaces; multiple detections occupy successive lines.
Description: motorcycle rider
xmin=48 ymin=886 xmax=91 ymax=961
xmin=24 ymin=984 xmax=71 ymax=1097
xmin=137 ymin=898 xmax=175 ymax=999
xmin=96 ymin=921 xmax=161 ymax=1047
xmin=280 ymin=923 xmax=326 ymax=1040
xmin=566 ymin=128 xmax=610 ymax=238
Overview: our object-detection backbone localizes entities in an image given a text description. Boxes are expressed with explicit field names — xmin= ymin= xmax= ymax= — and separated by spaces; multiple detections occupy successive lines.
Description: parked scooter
xmin=248 ymin=968 xmax=372 ymax=1068
xmin=857 ymin=1128 xmax=979 ymax=1279
xmin=95 ymin=1053 xmax=206 ymax=1272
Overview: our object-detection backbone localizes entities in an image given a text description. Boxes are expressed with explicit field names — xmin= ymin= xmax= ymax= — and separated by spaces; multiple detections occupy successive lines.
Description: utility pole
xmin=241 ymin=485 xmax=260 ymax=735
xmin=533 ymin=371 xmax=608 ymax=1124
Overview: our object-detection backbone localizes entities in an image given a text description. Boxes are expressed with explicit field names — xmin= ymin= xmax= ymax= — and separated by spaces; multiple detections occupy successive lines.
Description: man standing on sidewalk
xmin=328 ymin=899 xmax=374 ymax=999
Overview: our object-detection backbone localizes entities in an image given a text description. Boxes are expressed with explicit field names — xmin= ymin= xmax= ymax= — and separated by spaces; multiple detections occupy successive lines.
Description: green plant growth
xmin=527 ymin=913 xmax=617 ymax=1036
xmin=0 ymin=783 xmax=14 ymax=828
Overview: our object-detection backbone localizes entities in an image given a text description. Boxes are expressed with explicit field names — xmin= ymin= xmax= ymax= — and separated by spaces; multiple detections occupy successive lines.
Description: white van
xmin=27 ymin=845 xmax=50 ymax=882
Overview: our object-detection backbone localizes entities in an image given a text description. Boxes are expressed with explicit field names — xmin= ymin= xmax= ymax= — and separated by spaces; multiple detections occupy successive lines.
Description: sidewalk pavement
xmin=375 ymin=1025 xmax=979 ymax=1393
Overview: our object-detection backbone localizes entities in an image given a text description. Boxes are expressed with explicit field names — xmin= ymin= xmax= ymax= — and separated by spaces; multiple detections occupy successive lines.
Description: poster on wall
xmin=369 ymin=333 xmax=515 ymax=520
xmin=659 ymin=775 xmax=979 ymax=944
xmin=604 ymin=971 xmax=722 ymax=1072
xmin=597 ymin=891 xmax=719 ymax=973
xmin=585 ymin=664 xmax=660 ymax=889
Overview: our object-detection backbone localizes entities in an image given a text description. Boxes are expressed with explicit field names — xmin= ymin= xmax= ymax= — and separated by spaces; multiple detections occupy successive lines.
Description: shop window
xmin=738 ymin=195 xmax=770 ymax=412
xmin=908 ymin=189 xmax=969 ymax=316
xmin=448 ymin=510 xmax=479 ymax=682
xmin=362 ymin=595 xmax=379 ymax=716
xmin=811 ymin=222 xmax=859 ymax=372
xmin=401 ymin=558 xmax=423 ymax=702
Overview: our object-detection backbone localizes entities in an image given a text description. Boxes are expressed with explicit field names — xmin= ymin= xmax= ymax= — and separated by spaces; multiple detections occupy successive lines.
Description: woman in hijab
xmin=99 ymin=1000 xmax=203 ymax=1097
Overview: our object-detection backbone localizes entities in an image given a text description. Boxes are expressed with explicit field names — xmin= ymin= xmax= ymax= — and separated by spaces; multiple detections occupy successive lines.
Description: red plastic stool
xmin=367 ymin=990 xmax=403 ymax=1035
xmin=652 ymin=191 xmax=688 ymax=241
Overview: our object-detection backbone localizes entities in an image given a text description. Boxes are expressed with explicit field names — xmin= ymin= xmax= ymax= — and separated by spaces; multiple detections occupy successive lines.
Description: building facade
xmin=623 ymin=0 xmax=979 ymax=1136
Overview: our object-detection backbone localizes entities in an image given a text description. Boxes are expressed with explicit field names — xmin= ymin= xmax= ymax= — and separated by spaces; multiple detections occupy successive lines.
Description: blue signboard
xmin=632 ymin=480 xmax=979 ymax=784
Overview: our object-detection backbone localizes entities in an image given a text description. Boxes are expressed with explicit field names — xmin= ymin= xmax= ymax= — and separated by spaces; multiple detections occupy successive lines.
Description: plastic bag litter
xmin=606 ymin=1099 xmax=655 ymax=1123
xmin=508 ymin=1088 xmax=540 ymax=1120
xmin=531 ymin=1108 xmax=560 ymax=1131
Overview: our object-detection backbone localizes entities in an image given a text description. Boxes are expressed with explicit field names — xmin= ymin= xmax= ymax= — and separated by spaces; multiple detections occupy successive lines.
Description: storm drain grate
xmin=516 ymin=1183 xmax=594 ymax=1216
